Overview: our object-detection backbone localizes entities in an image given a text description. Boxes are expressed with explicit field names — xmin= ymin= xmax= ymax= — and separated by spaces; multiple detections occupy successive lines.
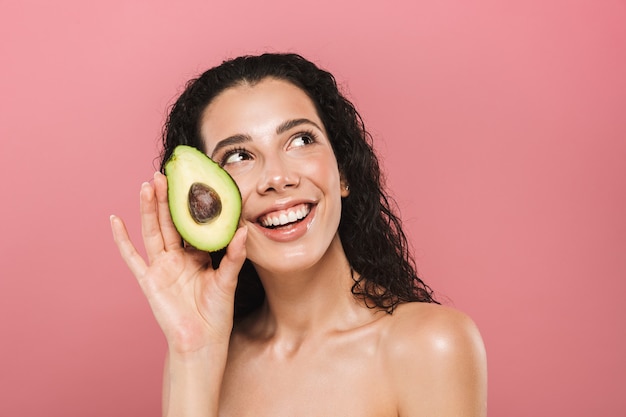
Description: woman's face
xmin=200 ymin=78 xmax=349 ymax=274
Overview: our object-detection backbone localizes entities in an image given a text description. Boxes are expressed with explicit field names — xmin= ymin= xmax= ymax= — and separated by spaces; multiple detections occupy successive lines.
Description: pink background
xmin=1 ymin=0 xmax=625 ymax=415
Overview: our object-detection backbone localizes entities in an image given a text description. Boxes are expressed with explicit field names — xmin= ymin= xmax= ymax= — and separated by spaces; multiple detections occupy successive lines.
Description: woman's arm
xmin=162 ymin=345 xmax=228 ymax=417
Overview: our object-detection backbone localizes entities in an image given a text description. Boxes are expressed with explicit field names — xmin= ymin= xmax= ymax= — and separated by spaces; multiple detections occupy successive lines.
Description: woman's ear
xmin=340 ymin=174 xmax=350 ymax=198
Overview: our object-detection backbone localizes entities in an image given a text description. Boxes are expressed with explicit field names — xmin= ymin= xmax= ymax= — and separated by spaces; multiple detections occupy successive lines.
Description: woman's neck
xmin=248 ymin=235 xmax=376 ymax=345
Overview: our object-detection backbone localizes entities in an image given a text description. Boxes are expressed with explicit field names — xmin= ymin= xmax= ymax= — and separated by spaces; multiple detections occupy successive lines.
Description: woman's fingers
xmin=213 ymin=226 xmax=248 ymax=293
xmin=140 ymin=181 xmax=166 ymax=262
xmin=110 ymin=215 xmax=147 ymax=279
xmin=153 ymin=171 xmax=183 ymax=251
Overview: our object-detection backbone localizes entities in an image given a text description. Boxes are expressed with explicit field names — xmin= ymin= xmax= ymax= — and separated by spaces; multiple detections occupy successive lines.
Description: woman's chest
xmin=219 ymin=335 xmax=396 ymax=417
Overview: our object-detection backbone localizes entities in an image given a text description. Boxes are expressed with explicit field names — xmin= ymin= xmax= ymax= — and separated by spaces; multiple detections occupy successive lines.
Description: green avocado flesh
xmin=164 ymin=145 xmax=242 ymax=252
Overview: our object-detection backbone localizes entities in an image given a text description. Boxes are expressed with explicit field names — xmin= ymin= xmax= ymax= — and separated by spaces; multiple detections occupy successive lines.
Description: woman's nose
xmin=256 ymin=156 xmax=300 ymax=194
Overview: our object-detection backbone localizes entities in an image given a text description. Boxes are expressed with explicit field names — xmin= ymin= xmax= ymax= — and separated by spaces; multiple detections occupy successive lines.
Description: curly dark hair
xmin=159 ymin=53 xmax=438 ymax=318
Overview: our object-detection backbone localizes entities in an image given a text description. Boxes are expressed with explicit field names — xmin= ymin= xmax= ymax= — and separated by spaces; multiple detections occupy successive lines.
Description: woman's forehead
xmin=200 ymin=78 xmax=326 ymax=151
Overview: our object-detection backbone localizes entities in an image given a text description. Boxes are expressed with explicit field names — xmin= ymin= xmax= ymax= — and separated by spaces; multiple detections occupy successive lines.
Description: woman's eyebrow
xmin=276 ymin=118 xmax=323 ymax=135
xmin=210 ymin=134 xmax=251 ymax=159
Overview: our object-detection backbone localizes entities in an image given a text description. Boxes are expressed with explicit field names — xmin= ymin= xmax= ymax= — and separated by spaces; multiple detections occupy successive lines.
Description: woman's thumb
xmin=214 ymin=226 xmax=248 ymax=291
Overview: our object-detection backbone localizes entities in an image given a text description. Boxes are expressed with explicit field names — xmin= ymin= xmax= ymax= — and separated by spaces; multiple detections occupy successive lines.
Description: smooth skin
xmin=111 ymin=78 xmax=487 ymax=417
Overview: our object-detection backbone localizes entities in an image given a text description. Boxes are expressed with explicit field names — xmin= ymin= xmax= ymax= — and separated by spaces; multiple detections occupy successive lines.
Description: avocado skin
xmin=164 ymin=145 xmax=242 ymax=252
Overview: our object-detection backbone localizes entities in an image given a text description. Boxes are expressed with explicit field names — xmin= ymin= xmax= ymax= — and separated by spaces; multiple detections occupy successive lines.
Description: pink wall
xmin=1 ymin=0 xmax=624 ymax=415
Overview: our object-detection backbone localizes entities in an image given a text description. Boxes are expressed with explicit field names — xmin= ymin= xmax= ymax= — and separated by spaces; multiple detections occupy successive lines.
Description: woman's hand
xmin=110 ymin=172 xmax=247 ymax=354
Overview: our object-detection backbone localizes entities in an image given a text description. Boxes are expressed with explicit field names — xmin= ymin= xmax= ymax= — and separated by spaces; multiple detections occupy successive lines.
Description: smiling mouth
xmin=258 ymin=203 xmax=311 ymax=228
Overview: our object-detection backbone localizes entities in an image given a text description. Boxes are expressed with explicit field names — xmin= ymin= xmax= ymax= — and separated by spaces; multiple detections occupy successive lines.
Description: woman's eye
xmin=291 ymin=133 xmax=315 ymax=148
xmin=222 ymin=149 xmax=250 ymax=165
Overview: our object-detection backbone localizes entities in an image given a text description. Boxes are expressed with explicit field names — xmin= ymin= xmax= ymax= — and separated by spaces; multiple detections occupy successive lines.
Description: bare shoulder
xmin=379 ymin=303 xmax=487 ymax=417
xmin=382 ymin=302 xmax=484 ymax=357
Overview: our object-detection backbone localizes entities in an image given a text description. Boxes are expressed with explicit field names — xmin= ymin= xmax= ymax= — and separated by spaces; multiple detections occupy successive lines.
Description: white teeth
xmin=261 ymin=205 xmax=310 ymax=227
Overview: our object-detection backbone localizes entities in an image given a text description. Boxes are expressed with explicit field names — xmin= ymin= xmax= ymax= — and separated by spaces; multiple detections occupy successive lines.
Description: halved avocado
xmin=164 ymin=145 xmax=242 ymax=252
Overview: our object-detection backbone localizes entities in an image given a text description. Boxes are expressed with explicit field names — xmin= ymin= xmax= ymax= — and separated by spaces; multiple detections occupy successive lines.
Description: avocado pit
xmin=188 ymin=182 xmax=222 ymax=224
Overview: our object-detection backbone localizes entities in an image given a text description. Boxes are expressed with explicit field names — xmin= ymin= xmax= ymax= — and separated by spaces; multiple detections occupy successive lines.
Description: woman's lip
xmin=253 ymin=204 xmax=317 ymax=242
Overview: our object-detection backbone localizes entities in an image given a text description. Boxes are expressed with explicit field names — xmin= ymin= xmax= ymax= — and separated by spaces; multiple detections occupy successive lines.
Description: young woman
xmin=111 ymin=53 xmax=487 ymax=417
